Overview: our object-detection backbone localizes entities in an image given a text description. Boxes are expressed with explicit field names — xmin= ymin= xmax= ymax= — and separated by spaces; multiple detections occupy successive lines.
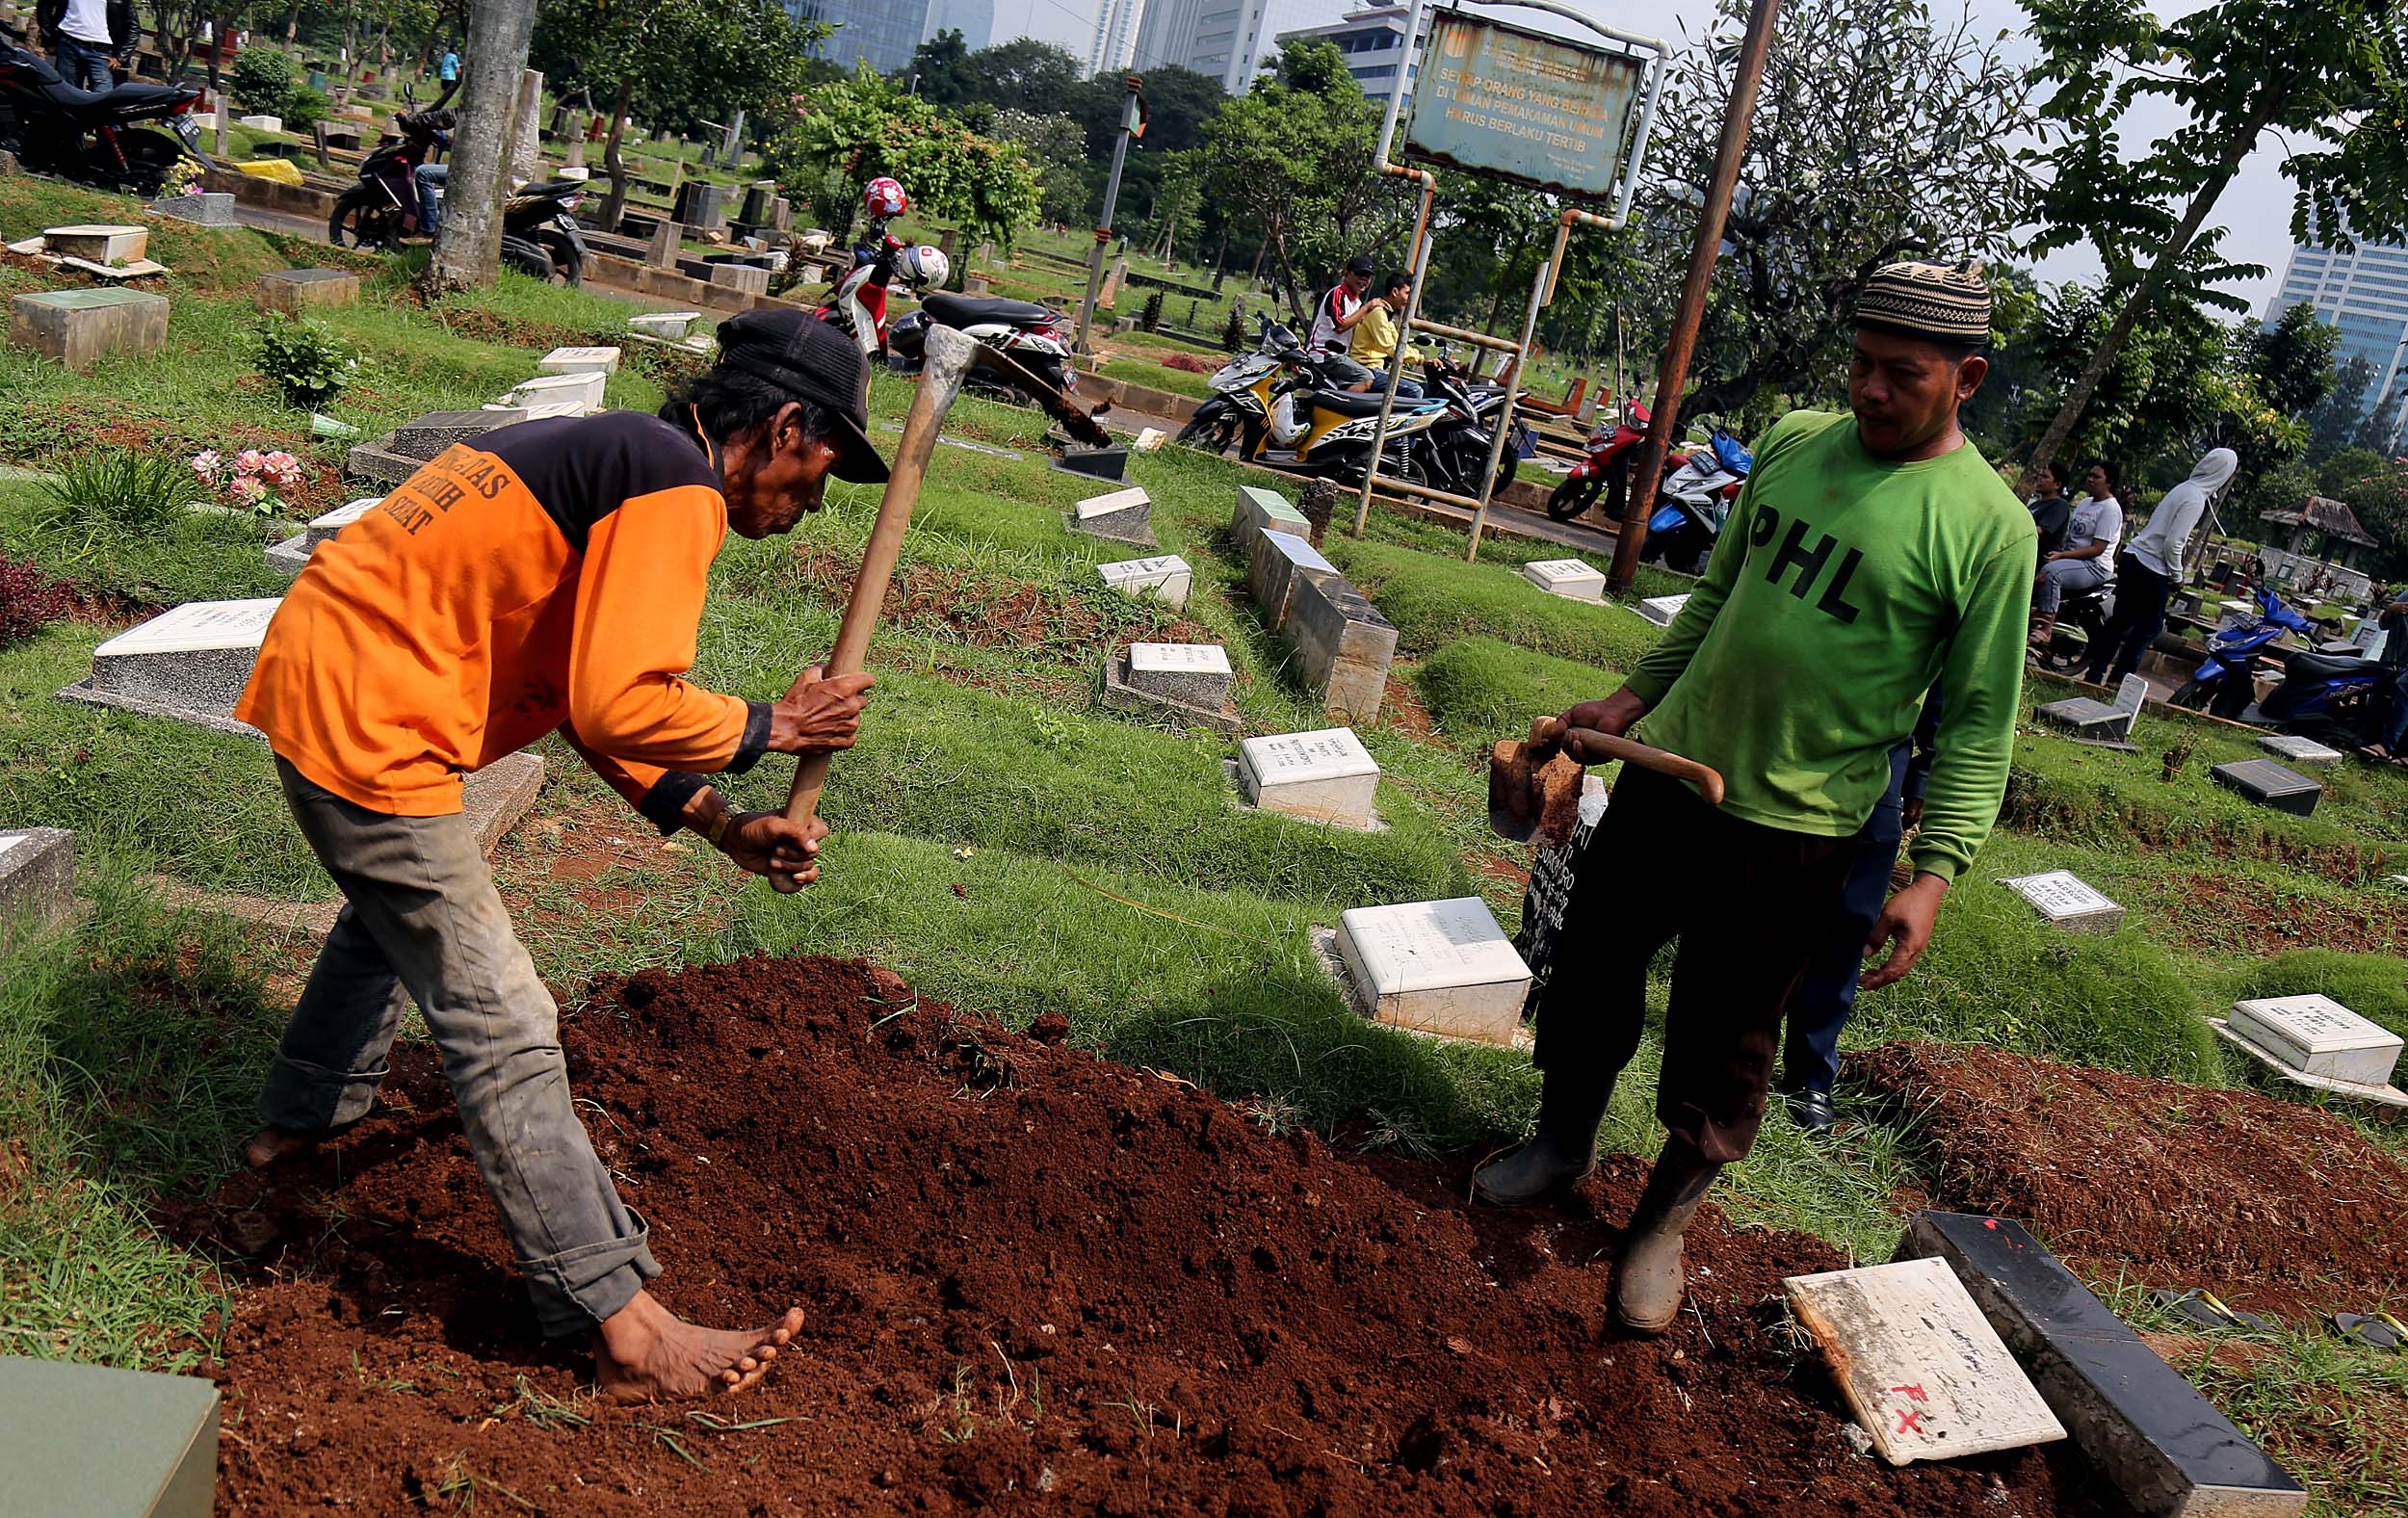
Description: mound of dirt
xmin=190 ymin=957 xmax=2111 ymax=1516
xmin=1852 ymin=1041 xmax=2408 ymax=1317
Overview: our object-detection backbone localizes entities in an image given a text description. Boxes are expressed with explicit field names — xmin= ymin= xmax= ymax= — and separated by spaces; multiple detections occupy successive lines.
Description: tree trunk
xmin=2025 ymin=89 xmax=2287 ymax=484
xmin=1270 ymin=227 xmax=1308 ymax=326
xmin=420 ymin=0 xmax=538 ymax=295
xmin=284 ymin=0 xmax=301 ymax=46
xmin=204 ymin=12 xmax=230 ymax=157
xmin=599 ymin=77 xmax=634 ymax=235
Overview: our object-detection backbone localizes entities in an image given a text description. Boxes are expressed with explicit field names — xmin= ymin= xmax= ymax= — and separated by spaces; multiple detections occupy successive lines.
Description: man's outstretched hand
xmin=718 ymin=811 xmax=829 ymax=894
xmin=1863 ymin=872 xmax=1948 ymax=990
xmin=1555 ymin=687 xmax=1649 ymax=761
xmin=771 ymin=665 xmax=876 ymax=755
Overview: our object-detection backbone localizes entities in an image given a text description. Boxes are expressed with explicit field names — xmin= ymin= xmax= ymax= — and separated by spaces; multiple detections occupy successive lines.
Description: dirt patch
xmin=1852 ymin=1041 xmax=2408 ymax=1318
xmin=2125 ymin=869 xmax=2406 ymax=956
xmin=189 ymin=956 xmax=2108 ymax=1517
xmin=781 ymin=541 xmax=1210 ymax=655
xmin=1381 ymin=667 xmax=1437 ymax=739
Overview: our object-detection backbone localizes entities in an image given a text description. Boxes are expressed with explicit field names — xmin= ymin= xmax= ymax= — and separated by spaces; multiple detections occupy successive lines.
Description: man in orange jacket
xmin=234 ymin=311 xmax=882 ymax=1400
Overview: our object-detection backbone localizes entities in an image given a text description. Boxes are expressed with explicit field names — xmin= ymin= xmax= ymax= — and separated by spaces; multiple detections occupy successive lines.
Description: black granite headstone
xmin=1054 ymin=445 xmax=1129 ymax=483
xmin=2211 ymin=758 xmax=2322 ymax=817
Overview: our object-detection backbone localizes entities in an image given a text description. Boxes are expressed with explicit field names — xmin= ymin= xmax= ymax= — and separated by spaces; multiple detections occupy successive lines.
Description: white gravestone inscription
xmin=1240 ymin=727 xmax=1378 ymax=826
xmin=1337 ymin=896 xmax=1531 ymax=1046
xmin=2228 ymin=994 xmax=2402 ymax=1089
xmin=1999 ymin=870 xmax=2125 ymax=933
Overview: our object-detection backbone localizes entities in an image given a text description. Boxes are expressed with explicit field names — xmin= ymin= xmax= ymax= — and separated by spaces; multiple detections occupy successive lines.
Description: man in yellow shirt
xmin=1347 ymin=271 xmax=1420 ymax=397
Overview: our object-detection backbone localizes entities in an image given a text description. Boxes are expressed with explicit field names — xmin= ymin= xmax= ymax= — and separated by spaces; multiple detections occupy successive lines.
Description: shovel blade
xmin=1487 ymin=739 xmax=1584 ymax=849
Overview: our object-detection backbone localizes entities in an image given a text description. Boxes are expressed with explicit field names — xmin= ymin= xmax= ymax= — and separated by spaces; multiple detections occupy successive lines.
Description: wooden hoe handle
xmin=1535 ymin=717 xmax=1726 ymax=806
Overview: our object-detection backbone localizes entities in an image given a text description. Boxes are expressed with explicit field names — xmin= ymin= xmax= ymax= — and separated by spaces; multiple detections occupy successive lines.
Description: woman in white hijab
xmin=2082 ymin=447 xmax=2240 ymax=687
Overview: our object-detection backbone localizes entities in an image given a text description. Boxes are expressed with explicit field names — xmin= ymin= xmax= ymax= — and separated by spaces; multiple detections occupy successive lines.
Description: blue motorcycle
xmin=2253 ymin=645 xmax=2394 ymax=745
xmin=2170 ymin=587 xmax=2311 ymax=720
xmin=1642 ymin=428 xmax=1753 ymax=575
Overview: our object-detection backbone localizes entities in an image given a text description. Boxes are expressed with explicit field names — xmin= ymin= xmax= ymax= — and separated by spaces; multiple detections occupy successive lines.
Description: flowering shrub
xmin=156 ymin=158 xmax=205 ymax=199
xmin=192 ymin=447 xmax=306 ymax=517
xmin=0 ymin=554 xmax=72 ymax=647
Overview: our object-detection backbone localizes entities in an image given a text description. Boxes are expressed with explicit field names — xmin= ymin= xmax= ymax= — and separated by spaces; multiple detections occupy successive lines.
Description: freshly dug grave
xmin=191 ymin=957 xmax=2112 ymax=1517
xmin=1853 ymin=1041 xmax=2408 ymax=1318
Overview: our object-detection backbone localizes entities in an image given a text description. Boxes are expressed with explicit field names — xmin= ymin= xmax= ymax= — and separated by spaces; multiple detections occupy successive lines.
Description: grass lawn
xmin=3 ymin=172 xmax=2405 ymax=1512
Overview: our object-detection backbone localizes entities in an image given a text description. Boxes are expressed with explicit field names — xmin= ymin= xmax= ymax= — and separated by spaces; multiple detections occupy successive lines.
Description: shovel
xmin=780 ymin=323 xmax=1111 ymax=851
xmin=1487 ymin=715 xmax=1725 ymax=848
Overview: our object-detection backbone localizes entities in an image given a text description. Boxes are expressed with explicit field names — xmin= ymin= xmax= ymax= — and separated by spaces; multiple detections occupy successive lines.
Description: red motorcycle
xmin=815 ymin=175 xmax=948 ymax=358
xmin=1548 ymin=398 xmax=1668 ymax=522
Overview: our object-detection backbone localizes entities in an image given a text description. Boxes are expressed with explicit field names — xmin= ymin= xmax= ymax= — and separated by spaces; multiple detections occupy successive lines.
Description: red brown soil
xmin=188 ymin=955 xmax=2110 ymax=1517
xmin=2124 ymin=869 xmax=2406 ymax=956
xmin=784 ymin=541 xmax=1212 ymax=653
xmin=1852 ymin=1041 xmax=2408 ymax=1317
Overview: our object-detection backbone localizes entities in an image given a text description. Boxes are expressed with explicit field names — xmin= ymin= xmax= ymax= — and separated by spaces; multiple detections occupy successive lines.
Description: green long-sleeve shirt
xmin=1625 ymin=409 xmax=2035 ymax=881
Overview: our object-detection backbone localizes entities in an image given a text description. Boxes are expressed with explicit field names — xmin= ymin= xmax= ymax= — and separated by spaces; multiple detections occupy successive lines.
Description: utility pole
xmin=1607 ymin=0 xmax=1780 ymax=594
xmin=1074 ymin=74 xmax=1143 ymax=355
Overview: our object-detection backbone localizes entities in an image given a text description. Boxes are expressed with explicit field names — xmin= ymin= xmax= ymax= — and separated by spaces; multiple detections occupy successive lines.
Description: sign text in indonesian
xmin=1402 ymin=13 xmax=1647 ymax=201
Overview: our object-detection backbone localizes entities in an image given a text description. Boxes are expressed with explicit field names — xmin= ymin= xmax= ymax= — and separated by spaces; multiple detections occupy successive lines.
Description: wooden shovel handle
xmin=1535 ymin=718 xmax=1725 ymax=806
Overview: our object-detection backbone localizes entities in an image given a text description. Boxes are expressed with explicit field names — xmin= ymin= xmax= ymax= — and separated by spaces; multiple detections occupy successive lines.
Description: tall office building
xmin=1132 ymin=0 xmax=1275 ymax=92
xmin=789 ymin=0 xmax=932 ymax=77
xmin=1089 ymin=0 xmax=1147 ymax=72
xmin=1272 ymin=4 xmax=1418 ymax=107
xmin=927 ymin=0 xmax=994 ymax=51
xmin=2269 ymin=234 xmax=2408 ymax=441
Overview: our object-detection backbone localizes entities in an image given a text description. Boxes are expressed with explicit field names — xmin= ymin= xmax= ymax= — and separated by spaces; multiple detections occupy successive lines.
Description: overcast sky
xmin=983 ymin=0 xmax=2300 ymax=318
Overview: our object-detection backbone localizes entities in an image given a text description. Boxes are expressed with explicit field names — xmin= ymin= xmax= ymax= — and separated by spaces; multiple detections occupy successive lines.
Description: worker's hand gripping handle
xmin=1531 ymin=716 xmax=1726 ymax=805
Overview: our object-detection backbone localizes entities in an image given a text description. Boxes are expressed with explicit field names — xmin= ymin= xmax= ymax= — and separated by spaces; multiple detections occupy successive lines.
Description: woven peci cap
xmin=1854 ymin=260 xmax=1991 ymax=348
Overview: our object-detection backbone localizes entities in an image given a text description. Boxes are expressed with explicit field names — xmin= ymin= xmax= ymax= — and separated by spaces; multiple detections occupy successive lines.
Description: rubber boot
xmin=1610 ymin=1146 xmax=1724 ymax=1334
xmin=2027 ymin=612 xmax=2056 ymax=649
xmin=1471 ymin=1068 xmax=1612 ymax=1206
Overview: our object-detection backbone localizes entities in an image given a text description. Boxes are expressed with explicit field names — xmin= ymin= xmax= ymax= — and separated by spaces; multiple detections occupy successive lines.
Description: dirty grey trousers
xmin=258 ymin=757 xmax=658 ymax=1337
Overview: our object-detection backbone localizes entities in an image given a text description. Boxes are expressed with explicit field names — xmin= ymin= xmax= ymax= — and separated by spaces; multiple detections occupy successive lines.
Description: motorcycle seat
xmin=513 ymin=177 xmax=584 ymax=196
xmin=1305 ymin=388 xmax=1396 ymax=416
xmin=2285 ymin=650 xmax=2382 ymax=680
xmin=920 ymin=292 xmax=1056 ymax=327
xmin=39 ymin=75 xmax=191 ymax=111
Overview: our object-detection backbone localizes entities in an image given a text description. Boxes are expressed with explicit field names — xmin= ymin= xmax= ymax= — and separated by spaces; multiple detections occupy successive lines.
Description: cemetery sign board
xmin=1403 ymin=13 xmax=1648 ymax=203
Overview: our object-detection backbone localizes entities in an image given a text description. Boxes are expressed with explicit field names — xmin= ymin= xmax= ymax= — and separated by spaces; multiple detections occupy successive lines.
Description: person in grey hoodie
xmin=2084 ymin=447 xmax=2238 ymax=686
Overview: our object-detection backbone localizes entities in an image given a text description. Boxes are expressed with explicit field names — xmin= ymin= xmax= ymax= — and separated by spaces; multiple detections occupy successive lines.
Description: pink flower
xmin=227 ymin=475 xmax=266 ymax=504
xmin=191 ymin=450 xmax=221 ymax=479
xmin=235 ymin=449 xmax=264 ymax=474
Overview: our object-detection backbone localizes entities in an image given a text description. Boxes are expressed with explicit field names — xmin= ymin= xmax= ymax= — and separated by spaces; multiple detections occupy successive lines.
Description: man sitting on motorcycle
xmin=1308 ymin=253 xmax=1379 ymax=390
xmin=1348 ymin=271 xmax=1422 ymax=399
xmin=1471 ymin=261 xmax=2035 ymax=1338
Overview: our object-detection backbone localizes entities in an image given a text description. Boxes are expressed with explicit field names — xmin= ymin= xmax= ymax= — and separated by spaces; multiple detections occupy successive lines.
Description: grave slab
xmin=464 ymin=752 xmax=547 ymax=856
xmin=349 ymin=408 xmax=525 ymax=484
xmin=1055 ymin=445 xmax=1130 ymax=484
xmin=707 ymin=262 xmax=770 ymax=298
xmin=1095 ymin=555 xmax=1191 ymax=610
xmin=264 ymin=535 xmax=311 ymax=576
xmin=1248 ymin=529 xmax=1338 ymax=631
xmin=0 ymin=1354 xmax=220 ymax=1518
xmin=1998 ymin=870 xmax=2125 ymax=933
xmin=1787 ymin=1254 xmax=2067 ymax=1466
xmin=627 ymin=310 xmax=701 ymax=340
xmin=502 ymin=370 xmax=606 ymax=414
xmin=149 ymin=191 xmax=236 ymax=226
xmin=2040 ymin=674 xmax=2149 ymax=743
xmin=42 ymin=222 xmax=147 ymax=264
xmin=0 ymin=825 xmax=75 ymax=957
xmin=1099 ymin=646 xmax=1241 ymax=733
xmin=255 ymin=268 xmax=361 ymax=314
xmin=1636 ymin=593 xmax=1689 ymax=627
xmin=1284 ymin=576 xmax=1397 ymax=724
xmin=1335 ymin=896 xmax=1531 ymax=1046
xmin=537 ymin=345 xmax=621 ymax=376
xmin=9 ymin=286 xmax=169 ymax=373
xmin=2255 ymin=733 xmax=2343 ymax=767
xmin=1520 ymin=558 xmax=1606 ymax=603
xmin=72 ymin=598 xmax=281 ymax=723
xmin=236 ymin=112 xmax=283 ymax=131
xmin=1231 ymin=484 xmax=1309 ymax=550
xmin=2227 ymin=994 xmax=2402 ymax=1090
xmin=1071 ymin=486 xmax=1153 ymax=545
xmin=1122 ymin=641 xmax=1232 ymax=708
xmin=1239 ymin=727 xmax=1378 ymax=827
xmin=2210 ymin=758 xmax=2321 ymax=817
xmin=1898 ymin=1211 xmax=2308 ymax=1517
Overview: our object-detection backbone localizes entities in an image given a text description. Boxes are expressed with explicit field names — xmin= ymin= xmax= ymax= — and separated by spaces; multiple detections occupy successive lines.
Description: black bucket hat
xmin=711 ymin=308 xmax=891 ymax=484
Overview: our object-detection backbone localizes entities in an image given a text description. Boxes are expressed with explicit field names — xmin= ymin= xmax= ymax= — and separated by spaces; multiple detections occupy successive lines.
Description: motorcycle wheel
xmin=2168 ymin=678 xmax=2213 ymax=710
xmin=1175 ymin=406 xmax=1237 ymax=456
xmin=1491 ymin=451 xmax=1520 ymax=495
xmin=328 ymin=191 xmax=395 ymax=250
xmin=1546 ymin=475 xmax=1600 ymax=522
xmin=505 ymin=244 xmax=558 ymax=282
xmin=109 ymin=129 xmax=187 ymax=195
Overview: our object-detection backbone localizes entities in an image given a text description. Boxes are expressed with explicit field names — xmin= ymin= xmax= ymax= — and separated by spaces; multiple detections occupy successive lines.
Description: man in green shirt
xmin=1473 ymin=261 xmax=2035 ymax=1335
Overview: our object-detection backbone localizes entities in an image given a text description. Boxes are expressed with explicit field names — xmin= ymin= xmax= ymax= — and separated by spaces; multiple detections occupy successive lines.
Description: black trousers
xmin=1533 ymin=765 xmax=1857 ymax=1165
xmin=2085 ymin=553 xmax=2170 ymax=686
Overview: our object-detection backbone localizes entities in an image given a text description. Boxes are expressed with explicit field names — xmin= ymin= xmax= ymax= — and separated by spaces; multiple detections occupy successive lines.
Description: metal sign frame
xmin=1351 ymin=0 xmax=1668 ymax=558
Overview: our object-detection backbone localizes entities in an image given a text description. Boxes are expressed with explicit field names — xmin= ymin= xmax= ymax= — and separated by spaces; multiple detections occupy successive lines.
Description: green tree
xmin=2020 ymin=0 xmax=2408 ymax=480
xmin=2306 ymin=353 xmax=2374 ymax=462
xmin=985 ymin=107 xmax=1091 ymax=226
xmin=907 ymin=28 xmax=982 ymax=107
xmin=2245 ymin=302 xmax=2339 ymax=419
xmin=762 ymin=65 xmax=1042 ymax=246
xmin=960 ymin=39 xmax=1086 ymax=118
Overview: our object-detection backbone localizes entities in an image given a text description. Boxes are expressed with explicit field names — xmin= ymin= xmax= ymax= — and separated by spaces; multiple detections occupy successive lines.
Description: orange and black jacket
xmin=236 ymin=413 xmax=770 ymax=834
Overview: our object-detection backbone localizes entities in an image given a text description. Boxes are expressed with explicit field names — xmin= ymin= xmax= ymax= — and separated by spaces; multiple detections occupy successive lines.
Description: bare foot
xmin=594 ymin=1289 xmax=804 ymax=1403
xmin=239 ymin=1125 xmax=322 ymax=1170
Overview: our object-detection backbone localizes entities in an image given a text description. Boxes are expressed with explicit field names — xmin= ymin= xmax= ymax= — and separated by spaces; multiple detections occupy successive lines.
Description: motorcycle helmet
xmin=895 ymin=244 xmax=949 ymax=290
xmin=863 ymin=176 xmax=907 ymax=219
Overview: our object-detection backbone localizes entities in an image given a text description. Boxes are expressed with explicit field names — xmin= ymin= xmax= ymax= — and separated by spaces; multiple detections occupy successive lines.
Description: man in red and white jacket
xmin=1308 ymin=253 xmax=1378 ymax=389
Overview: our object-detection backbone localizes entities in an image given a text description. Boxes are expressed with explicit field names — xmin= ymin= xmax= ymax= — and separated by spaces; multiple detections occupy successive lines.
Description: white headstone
xmin=537 ymin=345 xmax=622 ymax=376
xmin=42 ymin=223 xmax=148 ymax=265
xmin=1999 ymin=870 xmax=2125 ymax=933
xmin=1521 ymin=558 xmax=1607 ymax=603
xmin=1336 ymin=897 xmax=1531 ymax=1046
xmin=1785 ymin=1257 xmax=2068 ymax=1466
xmin=1096 ymin=555 xmax=1191 ymax=609
xmin=1075 ymin=486 xmax=1151 ymax=521
xmin=2351 ymin=619 xmax=2389 ymax=662
xmin=1134 ymin=427 xmax=1167 ymax=452
xmin=2112 ymin=673 xmax=2148 ymax=715
xmin=235 ymin=114 xmax=283 ymax=133
xmin=2228 ymin=995 xmax=2403 ymax=1089
xmin=2258 ymin=733 xmax=2344 ymax=767
xmin=502 ymin=370 xmax=606 ymax=414
xmin=628 ymin=311 xmax=701 ymax=339
xmin=1240 ymin=727 xmax=1379 ymax=827
xmin=1124 ymin=641 xmax=1232 ymax=707
xmin=304 ymin=497 xmax=380 ymax=551
xmin=1636 ymin=593 xmax=1689 ymax=627
xmin=88 ymin=598 xmax=281 ymax=717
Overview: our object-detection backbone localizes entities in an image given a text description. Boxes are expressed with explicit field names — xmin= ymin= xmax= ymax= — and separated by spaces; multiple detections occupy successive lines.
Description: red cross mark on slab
xmin=1895 ymin=1407 xmax=1927 ymax=1435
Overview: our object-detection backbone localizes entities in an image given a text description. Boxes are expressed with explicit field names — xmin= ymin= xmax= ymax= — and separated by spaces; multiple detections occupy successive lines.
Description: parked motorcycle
xmin=2247 ymin=646 xmax=2394 ymax=744
xmin=814 ymin=176 xmax=948 ymax=359
xmin=1640 ymin=427 xmax=1751 ymax=575
xmin=2169 ymin=587 xmax=2314 ymax=720
xmin=2031 ymin=576 xmax=2117 ymax=673
xmin=498 ymin=177 xmax=589 ymax=285
xmin=1547 ymin=399 xmax=1654 ymax=522
xmin=0 ymin=28 xmax=210 ymax=195
xmin=887 ymin=292 xmax=1075 ymax=403
xmin=1177 ymin=315 xmax=1305 ymax=456
xmin=327 ymin=107 xmax=453 ymax=249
